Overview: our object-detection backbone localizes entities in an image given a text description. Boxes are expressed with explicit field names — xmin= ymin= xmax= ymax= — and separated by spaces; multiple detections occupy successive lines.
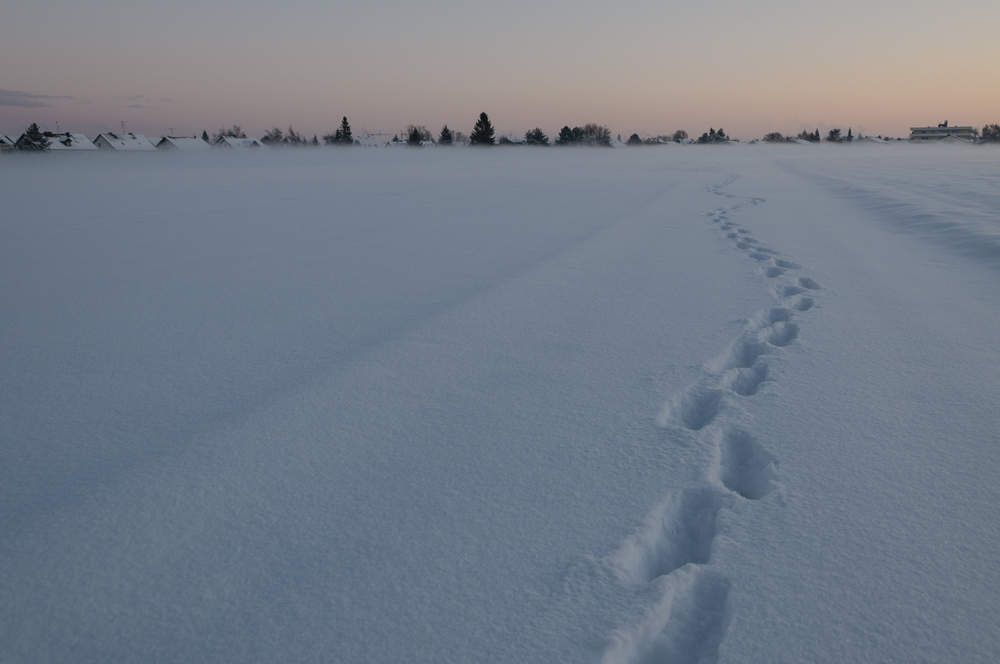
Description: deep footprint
xmin=766 ymin=321 xmax=799 ymax=347
xmin=723 ymin=361 xmax=769 ymax=397
xmin=664 ymin=385 xmax=724 ymax=430
xmin=641 ymin=569 xmax=731 ymax=664
xmin=761 ymin=307 xmax=794 ymax=325
xmin=792 ymin=297 xmax=814 ymax=311
xmin=765 ymin=266 xmax=786 ymax=278
xmin=716 ymin=429 xmax=778 ymax=500
xmin=798 ymin=277 xmax=821 ymax=290
xmin=616 ymin=489 xmax=724 ymax=584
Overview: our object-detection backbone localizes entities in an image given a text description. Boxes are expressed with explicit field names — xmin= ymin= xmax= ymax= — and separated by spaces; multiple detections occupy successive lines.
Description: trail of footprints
xmin=604 ymin=182 xmax=819 ymax=664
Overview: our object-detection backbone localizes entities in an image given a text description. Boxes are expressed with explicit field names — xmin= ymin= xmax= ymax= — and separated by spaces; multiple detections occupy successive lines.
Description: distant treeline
xmin=8 ymin=114 xmax=1000 ymax=152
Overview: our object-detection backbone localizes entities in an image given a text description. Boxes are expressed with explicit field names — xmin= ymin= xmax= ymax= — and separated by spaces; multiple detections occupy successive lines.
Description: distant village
xmin=2 ymin=115 xmax=998 ymax=153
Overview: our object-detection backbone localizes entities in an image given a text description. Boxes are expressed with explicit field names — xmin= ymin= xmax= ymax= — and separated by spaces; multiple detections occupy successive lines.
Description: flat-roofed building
xmin=909 ymin=124 xmax=978 ymax=142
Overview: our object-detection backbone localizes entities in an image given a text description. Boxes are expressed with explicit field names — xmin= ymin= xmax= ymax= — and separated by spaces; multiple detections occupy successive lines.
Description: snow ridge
xmin=601 ymin=177 xmax=821 ymax=664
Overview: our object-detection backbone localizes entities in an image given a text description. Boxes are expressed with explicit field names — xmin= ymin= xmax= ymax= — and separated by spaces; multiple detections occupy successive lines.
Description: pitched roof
xmin=214 ymin=136 xmax=267 ymax=149
xmin=45 ymin=133 xmax=98 ymax=150
xmin=154 ymin=136 xmax=212 ymax=151
xmin=94 ymin=133 xmax=158 ymax=151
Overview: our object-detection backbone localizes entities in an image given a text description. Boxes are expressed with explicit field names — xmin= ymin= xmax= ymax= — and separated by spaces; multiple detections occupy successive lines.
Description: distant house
xmin=352 ymin=136 xmax=385 ymax=148
xmin=93 ymin=132 xmax=158 ymax=151
xmin=0 ymin=135 xmax=15 ymax=152
xmin=43 ymin=132 xmax=98 ymax=151
xmin=153 ymin=136 xmax=212 ymax=151
xmin=856 ymin=136 xmax=888 ymax=145
xmin=213 ymin=136 xmax=267 ymax=150
xmin=909 ymin=124 xmax=978 ymax=142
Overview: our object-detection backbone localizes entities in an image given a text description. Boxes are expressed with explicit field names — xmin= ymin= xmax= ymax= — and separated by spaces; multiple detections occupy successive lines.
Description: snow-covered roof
xmin=935 ymin=134 xmax=972 ymax=144
xmin=609 ymin=138 xmax=626 ymax=148
xmin=94 ymin=133 xmax=158 ymax=151
xmin=0 ymin=135 xmax=15 ymax=146
xmin=214 ymin=136 xmax=267 ymax=149
xmin=856 ymin=136 xmax=887 ymax=144
xmin=44 ymin=133 xmax=98 ymax=151
xmin=155 ymin=136 xmax=212 ymax=151
xmin=788 ymin=138 xmax=812 ymax=145
xmin=352 ymin=136 xmax=385 ymax=148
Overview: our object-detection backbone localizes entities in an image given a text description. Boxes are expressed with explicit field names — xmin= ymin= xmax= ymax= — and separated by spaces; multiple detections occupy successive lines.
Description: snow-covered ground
xmin=2 ymin=145 xmax=998 ymax=663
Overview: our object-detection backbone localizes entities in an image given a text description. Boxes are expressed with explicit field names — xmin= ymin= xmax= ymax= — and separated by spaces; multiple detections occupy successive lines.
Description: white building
xmin=909 ymin=124 xmax=978 ymax=142
xmin=153 ymin=136 xmax=212 ymax=151
xmin=93 ymin=133 xmax=158 ymax=151
xmin=44 ymin=132 xmax=98 ymax=151
xmin=214 ymin=136 xmax=268 ymax=150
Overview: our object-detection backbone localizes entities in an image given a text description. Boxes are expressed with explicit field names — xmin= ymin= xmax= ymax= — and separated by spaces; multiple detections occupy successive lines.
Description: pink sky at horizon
xmin=2 ymin=0 xmax=998 ymax=141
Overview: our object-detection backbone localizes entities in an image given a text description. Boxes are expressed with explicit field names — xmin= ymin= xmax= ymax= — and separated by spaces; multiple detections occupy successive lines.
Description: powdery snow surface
xmin=1 ymin=145 xmax=999 ymax=663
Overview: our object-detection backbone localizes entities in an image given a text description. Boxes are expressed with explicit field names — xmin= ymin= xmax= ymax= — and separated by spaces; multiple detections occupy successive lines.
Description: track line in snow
xmin=600 ymin=175 xmax=824 ymax=664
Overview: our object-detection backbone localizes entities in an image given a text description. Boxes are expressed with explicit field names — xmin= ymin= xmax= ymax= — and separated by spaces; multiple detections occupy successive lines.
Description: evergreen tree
xmin=469 ymin=112 xmax=495 ymax=145
xmin=982 ymin=124 xmax=1000 ymax=142
xmin=438 ymin=125 xmax=453 ymax=145
xmin=338 ymin=117 xmax=352 ymax=143
xmin=201 ymin=130 xmax=209 ymax=142
xmin=524 ymin=128 xmax=549 ymax=145
xmin=15 ymin=123 xmax=50 ymax=151
xmin=407 ymin=127 xmax=423 ymax=146
xmin=627 ymin=133 xmax=643 ymax=146
xmin=312 ymin=135 xmax=319 ymax=146
xmin=555 ymin=126 xmax=578 ymax=145
xmin=846 ymin=127 xmax=853 ymax=142
xmin=826 ymin=128 xmax=842 ymax=143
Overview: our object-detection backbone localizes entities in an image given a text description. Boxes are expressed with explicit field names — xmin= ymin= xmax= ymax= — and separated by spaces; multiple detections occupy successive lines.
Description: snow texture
xmin=1 ymin=144 xmax=999 ymax=662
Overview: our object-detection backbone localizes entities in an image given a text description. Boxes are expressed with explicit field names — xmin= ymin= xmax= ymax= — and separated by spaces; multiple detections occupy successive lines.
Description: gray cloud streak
xmin=0 ymin=89 xmax=73 ymax=108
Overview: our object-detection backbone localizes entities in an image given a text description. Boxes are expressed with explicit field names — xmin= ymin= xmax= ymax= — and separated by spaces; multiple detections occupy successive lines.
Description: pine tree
xmin=469 ymin=112 xmax=495 ymax=145
xmin=407 ymin=127 xmax=423 ymax=146
xmin=438 ymin=125 xmax=453 ymax=145
xmin=201 ymin=130 xmax=209 ymax=142
xmin=15 ymin=123 xmax=50 ymax=151
xmin=556 ymin=126 xmax=576 ymax=145
xmin=524 ymin=128 xmax=549 ymax=145
xmin=338 ymin=117 xmax=352 ymax=144
xmin=312 ymin=135 xmax=319 ymax=146
xmin=627 ymin=133 xmax=643 ymax=146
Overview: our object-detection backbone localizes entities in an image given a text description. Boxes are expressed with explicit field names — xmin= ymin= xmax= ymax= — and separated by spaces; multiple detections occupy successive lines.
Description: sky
xmin=2 ymin=0 xmax=999 ymax=141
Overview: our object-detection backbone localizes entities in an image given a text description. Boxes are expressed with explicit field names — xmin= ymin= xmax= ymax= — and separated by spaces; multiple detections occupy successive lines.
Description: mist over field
xmin=2 ymin=145 xmax=999 ymax=662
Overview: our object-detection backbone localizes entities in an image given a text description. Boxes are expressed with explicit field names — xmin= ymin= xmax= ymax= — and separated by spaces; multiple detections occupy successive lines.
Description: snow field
xmin=1 ymin=144 xmax=998 ymax=662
